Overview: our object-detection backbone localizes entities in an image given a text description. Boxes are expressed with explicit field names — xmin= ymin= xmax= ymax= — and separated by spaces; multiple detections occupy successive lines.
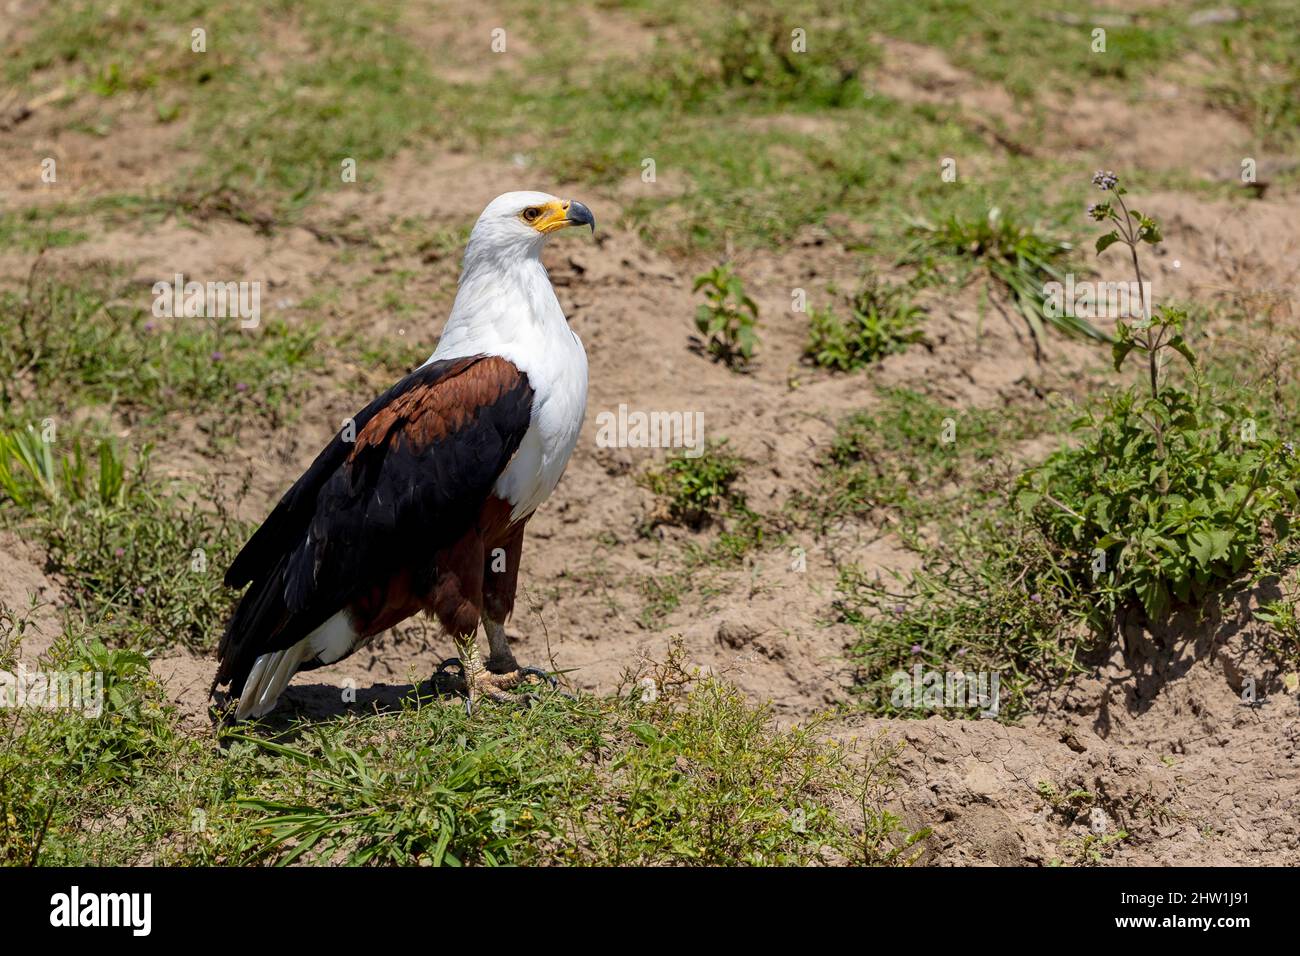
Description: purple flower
xmin=210 ymin=350 xmax=224 ymax=362
xmin=1087 ymin=202 xmax=1108 ymax=222
xmin=892 ymin=603 xmax=907 ymax=616
xmin=910 ymin=644 xmax=923 ymax=655
xmin=1091 ymin=170 xmax=1118 ymax=191
xmin=235 ymin=382 xmax=248 ymax=392
xmin=135 ymin=586 xmax=146 ymax=596
xmin=1030 ymin=592 xmax=1042 ymax=603
xmin=143 ymin=321 xmax=156 ymax=332
xmin=956 ymin=648 xmax=968 ymax=658
xmin=113 ymin=547 xmax=125 ymax=558
xmin=1284 ymin=441 xmax=1295 ymax=457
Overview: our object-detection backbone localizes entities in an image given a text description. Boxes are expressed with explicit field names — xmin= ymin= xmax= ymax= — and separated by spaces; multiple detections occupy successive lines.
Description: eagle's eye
xmin=522 ymin=206 xmax=542 ymax=223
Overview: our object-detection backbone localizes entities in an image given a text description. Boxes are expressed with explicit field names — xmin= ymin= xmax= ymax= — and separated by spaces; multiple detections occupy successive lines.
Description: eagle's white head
xmin=434 ymin=191 xmax=597 ymax=364
xmin=462 ymin=190 xmax=596 ymax=268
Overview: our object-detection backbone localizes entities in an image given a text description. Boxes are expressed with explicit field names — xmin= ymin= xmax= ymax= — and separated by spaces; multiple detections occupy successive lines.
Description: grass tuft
xmin=806 ymin=277 xmax=926 ymax=371
xmin=909 ymin=208 xmax=1108 ymax=345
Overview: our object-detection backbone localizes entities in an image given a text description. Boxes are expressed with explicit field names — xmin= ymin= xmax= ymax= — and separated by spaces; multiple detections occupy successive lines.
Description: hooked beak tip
xmin=565 ymin=200 xmax=595 ymax=234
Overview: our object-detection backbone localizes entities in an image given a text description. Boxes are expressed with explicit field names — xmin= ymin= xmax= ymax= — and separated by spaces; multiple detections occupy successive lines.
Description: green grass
xmin=8 ymin=0 xmax=454 ymax=218
xmin=2 ymin=0 xmax=1225 ymax=267
xmin=863 ymin=0 xmax=1189 ymax=97
xmin=1204 ymin=1 xmax=1300 ymax=145
xmin=0 ymin=427 xmax=248 ymax=653
xmin=464 ymin=1 xmax=1070 ymax=254
xmin=908 ymin=207 xmax=1108 ymax=345
xmin=798 ymin=387 xmax=1057 ymax=530
xmin=189 ymin=2 xmax=453 ymax=212
xmin=0 ymin=632 xmax=173 ymax=866
xmin=8 ymin=0 xmax=1297 ymax=256
xmin=835 ymin=510 xmax=1092 ymax=721
xmin=852 ymin=0 xmax=1297 ymax=122
xmin=799 ymin=387 xmax=1094 ymax=719
xmin=484 ymin=73 xmax=996 ymax=254
xmin=0 ymin=627 xmax=923 ymax=866
xmin=0 ymin=209 xmax=89 ymax=252
xmin=0 ymin=425 xmax=125 ymax=512
xmin=0 ymin=270 xmax=320 ymax=430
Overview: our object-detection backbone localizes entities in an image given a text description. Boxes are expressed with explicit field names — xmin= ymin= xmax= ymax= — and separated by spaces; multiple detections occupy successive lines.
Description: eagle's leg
xmin=483 ymin=617 xmax=519 ymax=674
xmin=480 ymin=521 xmax=556 ymax=689
xmin=429 ymin=529 xmax=514 ymax=709
xmin=432 ymin=517 xmax=554 ymax=710
xmin=484 ymin=618 xmax=557 ymax=688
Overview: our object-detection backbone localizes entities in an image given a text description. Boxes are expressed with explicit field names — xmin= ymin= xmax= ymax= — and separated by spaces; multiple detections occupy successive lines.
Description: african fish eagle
xmin=212 ymin=191 xmax=594 ymax=720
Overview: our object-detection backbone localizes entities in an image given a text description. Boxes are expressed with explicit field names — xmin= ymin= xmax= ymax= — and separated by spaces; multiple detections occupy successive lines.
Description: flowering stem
xmin=1103 ymin=186 xmax=1168 ymax=489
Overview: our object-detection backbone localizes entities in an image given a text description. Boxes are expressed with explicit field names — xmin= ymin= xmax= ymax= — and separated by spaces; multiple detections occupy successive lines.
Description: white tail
xmin=235 ymin=640 xmax=309 ymax=720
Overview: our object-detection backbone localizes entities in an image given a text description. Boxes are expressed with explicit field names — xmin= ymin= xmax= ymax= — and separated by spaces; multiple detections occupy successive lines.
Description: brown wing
xmin=214 ymin=355 xmax=533 ymax=693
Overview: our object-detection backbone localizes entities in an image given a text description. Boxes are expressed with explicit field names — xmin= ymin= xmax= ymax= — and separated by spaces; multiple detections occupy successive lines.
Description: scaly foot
xmin=433 ymin=656 xmax=556 ymax=714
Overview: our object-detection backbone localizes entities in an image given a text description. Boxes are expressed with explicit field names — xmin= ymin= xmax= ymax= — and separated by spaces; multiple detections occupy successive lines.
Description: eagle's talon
xmin=516 ymin=665 xmax=558 ymax=688
xmin=484 ymin=654 xmax=556 ymax=688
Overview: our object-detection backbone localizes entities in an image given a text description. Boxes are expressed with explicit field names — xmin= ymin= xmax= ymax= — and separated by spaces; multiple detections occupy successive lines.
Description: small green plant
xmin=1036 ymin=781 xmax=1103 ymax=821
xmin=1035 ymin=782 xmax=1131 ymax=865
xmin=1018 ymin=173 xmax=1300 ymax=624
xmin=910 ymin=207 xmax=1108 ymax=346
xmin=710 ymin=7 xmax=875 ymax=107
xmin=806 ymin=278 xmax=926 ymax=371
xmin=693 ymin=264 xmax=759 ymax=368
xmin=0 ymin=425 xmax=126 ymax=509
xmin=643 ymin=441 xmax=748 ymax=529
xmin=1249 ymin=587 xmax=1300 ymax=666
xmin=1060 ymin=830 xmax=1129 ymax=866
xmin=0 ymin=634 xmax=166 ymax=865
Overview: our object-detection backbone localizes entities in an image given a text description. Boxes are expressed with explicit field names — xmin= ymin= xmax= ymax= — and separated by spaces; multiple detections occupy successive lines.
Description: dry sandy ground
xmin=3 ymin=10 xmax=1298 ymax=865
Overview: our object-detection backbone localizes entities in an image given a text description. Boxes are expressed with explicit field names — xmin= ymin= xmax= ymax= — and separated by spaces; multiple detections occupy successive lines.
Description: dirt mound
xmin=842 ymin=585 xmax=1300 ymax=866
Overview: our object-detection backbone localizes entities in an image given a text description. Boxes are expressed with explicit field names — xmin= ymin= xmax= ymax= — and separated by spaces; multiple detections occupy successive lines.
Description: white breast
xmin=487 ymin=325 xmax=586 ymax=520
xmin=427 ymin=256 xmax=589 ymax=522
